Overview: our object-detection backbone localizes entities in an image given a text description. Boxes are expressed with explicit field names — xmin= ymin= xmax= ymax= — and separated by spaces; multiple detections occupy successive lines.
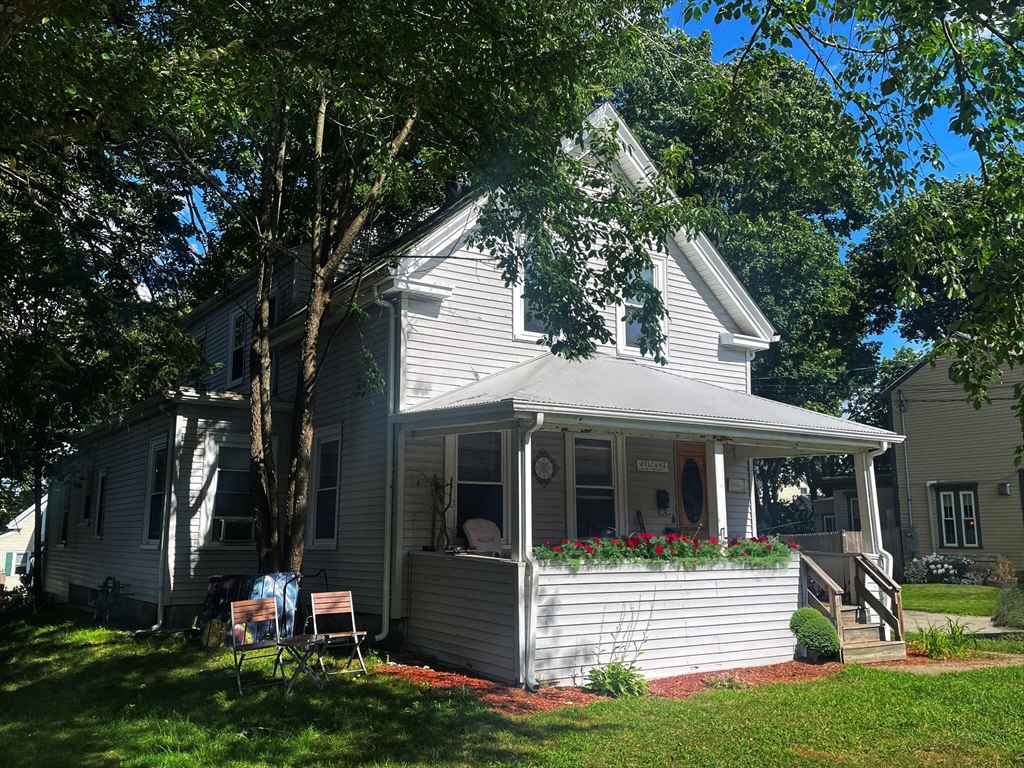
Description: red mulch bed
xmin=376 ymin=650 xmax=951 ymax=716
xmin=650 ymin=660 xmax=844 ymax=699
xmin=377 ymin=664 xmax=602 ymax=716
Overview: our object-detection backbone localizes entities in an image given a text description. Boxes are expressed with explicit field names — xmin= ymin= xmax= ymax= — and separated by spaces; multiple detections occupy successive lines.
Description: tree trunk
xmin=250 ymin=100 xmax=287 ymax=573
xmin=32 ymin=461 xmax=43 ymax=606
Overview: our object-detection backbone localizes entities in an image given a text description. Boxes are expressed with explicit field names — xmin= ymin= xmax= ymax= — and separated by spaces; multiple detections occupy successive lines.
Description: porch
xmin=390 ymin=354 xmax=905 ymax=685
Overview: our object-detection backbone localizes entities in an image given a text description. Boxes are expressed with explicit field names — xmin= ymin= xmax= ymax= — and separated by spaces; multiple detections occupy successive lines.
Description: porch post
xmin=707 ymin=441 xmax=729 ymax=541
xmin=854 ymin=451 xmax=882 ymax=559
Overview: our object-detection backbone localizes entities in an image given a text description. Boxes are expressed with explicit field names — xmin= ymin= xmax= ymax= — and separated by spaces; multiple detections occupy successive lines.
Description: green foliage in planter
xmin=789 ymin=607 xmax=822 ymax=637
xmin=586 ymin=660 xmax=649 ymax=698
xmin=795 ymin=613 xmax=840 ymax=657
xmin=994 ymin=586 xmax=1024 ymax=629
xmin=533 ymin=533 xmax=796 ymax=570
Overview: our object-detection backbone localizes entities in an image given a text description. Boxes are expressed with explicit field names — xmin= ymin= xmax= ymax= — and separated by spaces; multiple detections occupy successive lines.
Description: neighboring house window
xmin=94 ymin=470 xmax=108 ymax=537
xmin=311 ymin=429 xmax=342 ymax=545
xmin=937 ymin=487 xmax=980 ymax=548
xmin=573 ymin=436 xmax=616 ymax=537
xmin=143 ymin=437 xmax=169 ymax=545
xmin=228 ymin=310 xmax=246 ymax=385
xmin=616 ymin=258 xmax=667 ymax=356
xmin=822 ymin=514 xmax=836 ymax=533
xmin=211 ymin=445 xmax=253 ymax=542
xmin=847 ymin=496 xmax=861 ymax=532
xmin=456 ymin=432 xmax=504 ymax=540
xmin=82 ymin=467 xmax=95 ymax=524
xmin=14 ymin=552 xmax=29 ymax=575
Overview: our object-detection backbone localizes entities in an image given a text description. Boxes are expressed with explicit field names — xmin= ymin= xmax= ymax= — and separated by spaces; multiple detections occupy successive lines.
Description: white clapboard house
xmin=44 ymin=105 xmax=906 ymax=682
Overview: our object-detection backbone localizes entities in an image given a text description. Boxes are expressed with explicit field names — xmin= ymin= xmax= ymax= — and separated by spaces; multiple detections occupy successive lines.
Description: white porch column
xmin=854 ymin=451 xmax=883 ymax=559
xmin=707 ymin=441 xmax=729 ymax=541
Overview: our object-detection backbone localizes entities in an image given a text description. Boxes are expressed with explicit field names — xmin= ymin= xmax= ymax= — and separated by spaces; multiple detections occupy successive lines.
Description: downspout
xmin=151 ymin=401 xmax=180 ymax=631
xmin=374 ymin=291 xmax=398 ymax=642
xmin=867 ymin=442 xmax=892 ymax=578
xmin=520 ymin=412 xmax=544 ymax=691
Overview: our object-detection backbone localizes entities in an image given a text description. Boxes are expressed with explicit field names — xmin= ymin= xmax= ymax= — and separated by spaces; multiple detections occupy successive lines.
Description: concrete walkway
xmin=904 ymin=610 xmax=1021 ymax=636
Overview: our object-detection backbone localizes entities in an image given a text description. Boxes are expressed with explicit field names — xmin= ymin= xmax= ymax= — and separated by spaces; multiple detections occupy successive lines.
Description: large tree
xmin=616 ymin=31 xmax=878 ymax=509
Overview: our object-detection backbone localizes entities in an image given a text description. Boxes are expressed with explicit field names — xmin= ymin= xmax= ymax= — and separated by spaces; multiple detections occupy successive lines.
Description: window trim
xmin=447 ymin=430 xmax=512 ymax=546
xmin=93 ymin=469 xmax=108 ymax=539
xmin=935 ymin=485 xmax=982 ymax=549
xmin=847 ymin=495 xmax=862 ymax=532
xmin=566 ymin=434 xmax=619 ymax=540
xmin=228 ymin=308 xmax=247 ymax=386
xmin=512 ymin=278 xmax=546 ymax=343
xmin=203 ymin=432 xmax=253 ymax=546
xmin=141 ymin=435 xmax=171 ymax=547
xmin=821 ymin=513 xmax=837 ymax=533
xmin=59 ymin=481 xmax=72 ymax=547
xmin=615 ymin=256 xmax=669 ymax=359
xmin=80 ymin=466 xmax=95 ymax=525
xmin=308 ymin=425 xmax=343 ymax=548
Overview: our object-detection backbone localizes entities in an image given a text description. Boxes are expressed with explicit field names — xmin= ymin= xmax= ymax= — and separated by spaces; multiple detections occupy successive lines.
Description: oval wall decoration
xmin=680 ymin=458 xmax=704 ymax=524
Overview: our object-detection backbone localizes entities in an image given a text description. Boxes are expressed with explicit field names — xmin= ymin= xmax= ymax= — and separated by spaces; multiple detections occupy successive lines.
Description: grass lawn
xmin=4 ymin=611 xmax=1024 ymax=767
xmin=901 ymin=583 xmax=1000 ymax=616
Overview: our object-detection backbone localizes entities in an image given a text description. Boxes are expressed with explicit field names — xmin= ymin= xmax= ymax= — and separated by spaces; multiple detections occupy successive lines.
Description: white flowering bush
xmin=904 ymin=554 xmax=989 ymax=584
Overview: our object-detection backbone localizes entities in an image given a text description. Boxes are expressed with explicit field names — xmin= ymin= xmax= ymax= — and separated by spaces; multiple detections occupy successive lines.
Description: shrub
xmin=789 ymin=607 xmax=821 ymax=637
xmin=795 ymin=613 xmax=840 ymax=657
xmin=990 ymin=556 xmax=1017 ymax=586
xmin=994 ymin=586 xmax=1024 ymax=629
xmin=908 ymin=619 xmax=977 ymax=659
xmin=904 ymin=553 xmax=983 ymax=584
xmin=586 ymin=660 xmax=649 ymax=698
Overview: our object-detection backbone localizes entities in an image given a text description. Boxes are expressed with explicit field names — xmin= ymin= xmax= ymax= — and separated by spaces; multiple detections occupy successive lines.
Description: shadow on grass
xmin=0 ymin=610 xmax=615 ymax=767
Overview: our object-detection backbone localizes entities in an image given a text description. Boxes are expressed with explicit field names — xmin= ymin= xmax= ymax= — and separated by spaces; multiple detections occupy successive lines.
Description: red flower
xmin=670 ymin=548 xmax=676 ymax=555
xmin=640 ymin=532 xmax=654 ymax=541
xmin=666 ymin=533 xmax=679 ymax=543
xmin=766 ymin=545 xmax=772 ymax=551
xmin=544 ymin=541 xmax=550 ymax=546
xmin=552 ymin=545 xmax=562 ymax=553
xmin=709 ymin=536 xmax=719 ymax=545
xmin=575 ymin=541 xmax=585 ymax=549
xmin=693 ymin=541 xmax=700 ymax=550
xmin=626 ymin=537 xmax=639 ymax=548
xmin=655 ymin=544 xmax=665 ymax=555
xmin=611 ymin=538 xmax=620 ymax=546
xmin=788 ymin=540 xmax=799 ymax=549
xmin=561 ymin=538 xmax=570 ymax=544
xmin=593 ymin=536 xmax=601 ymax=543
xmin=742 ymin=550 xmax=749 ymax=557
xmin=583 ymin=544 xmax=594 ymax=556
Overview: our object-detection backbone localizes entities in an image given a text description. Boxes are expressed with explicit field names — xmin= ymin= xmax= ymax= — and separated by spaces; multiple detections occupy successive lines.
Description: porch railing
xmin=799 ymin=553 xmax=845 ymax=646
xmin=787 ymin=530 xmax=863 ymax=554
xmin=854 ymin=553 xmax=905 ymax=641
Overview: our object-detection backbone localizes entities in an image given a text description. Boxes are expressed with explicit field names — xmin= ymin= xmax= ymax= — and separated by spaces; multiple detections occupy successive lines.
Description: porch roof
xmin=395 ymin=354 xmax=902 ymax=453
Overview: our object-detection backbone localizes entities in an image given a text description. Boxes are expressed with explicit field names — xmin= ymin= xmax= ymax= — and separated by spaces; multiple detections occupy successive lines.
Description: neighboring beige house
xmin=884 ymin=358 xmax=1024 ymax=571
xmin=0 ymin=498 xmax=45 ymax=589
xmin=812 ymin=475 xmax=896 ymax=535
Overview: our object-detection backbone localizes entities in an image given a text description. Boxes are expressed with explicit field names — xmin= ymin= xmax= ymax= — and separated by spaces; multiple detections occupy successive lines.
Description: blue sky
xmin=665 ymin=4 xmax=976 ymax=356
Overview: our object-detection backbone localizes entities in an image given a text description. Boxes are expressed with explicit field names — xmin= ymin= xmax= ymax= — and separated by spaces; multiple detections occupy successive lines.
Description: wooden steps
xmin=841 ymin=640 xmax=907 ymax=664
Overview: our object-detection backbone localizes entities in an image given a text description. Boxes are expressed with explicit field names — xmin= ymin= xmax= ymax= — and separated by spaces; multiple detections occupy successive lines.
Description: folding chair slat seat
xmin=310 ymin=590 xmax=368 ymax=675
xmin=230 ymin=597 xmax=286 ymax=695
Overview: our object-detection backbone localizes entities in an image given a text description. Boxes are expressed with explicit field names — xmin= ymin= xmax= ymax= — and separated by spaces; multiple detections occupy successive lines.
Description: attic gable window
xmin=228 ymin=310 xmax=246 ymax=386
xmin=616 ymin=257 xmax=667 ymax=357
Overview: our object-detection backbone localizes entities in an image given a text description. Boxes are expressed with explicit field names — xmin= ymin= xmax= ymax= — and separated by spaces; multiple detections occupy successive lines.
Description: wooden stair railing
xmin=800 ymin=553 xmax=845 ymax=646
xmin=853 ymin=554 xmax=905 ymax=641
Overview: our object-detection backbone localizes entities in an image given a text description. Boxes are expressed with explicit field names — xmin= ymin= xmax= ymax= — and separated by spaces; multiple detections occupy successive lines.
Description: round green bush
xmin=796 ymin=613 xmax=840 ymax=657
xmin=789 ymin=607 xmax=821 ymax=636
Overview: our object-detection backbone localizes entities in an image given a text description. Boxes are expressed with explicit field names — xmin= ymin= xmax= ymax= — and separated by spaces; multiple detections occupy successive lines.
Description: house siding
xmin=890 ymin=361 xmax=1024 ymax=569
xmin=406 ymin=551 xmax=521 ymax=683
xmin=44 ymin=411 xmax=173 ymax=609
xmin=533 ymin=558 xmax=800 ymax=685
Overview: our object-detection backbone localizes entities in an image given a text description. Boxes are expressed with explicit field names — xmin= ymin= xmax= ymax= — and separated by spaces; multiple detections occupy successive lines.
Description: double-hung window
xmin=456 ymin=432 xmax=505 ymax=541
xmin=59 ymin=483 xmax=71 ymax=546
xmin=616 ymin=258 xmax=667 ymax=356
xmin=310 ymin=429 xmax=342 ymax=545
xmin=847 ymin=496 xmax=862 ymax=532
xmin=211 ymin=444 xmax=253 ymax=542
xmin=228 ymin=310 xmax=246 ymax=386
xmin=513 ymin=260 xmax=546 ymax=340
xmin=94 ymin=470 xmax=108 ymax=538
xmin=938 ymin=486 xmax=980 ymax=548
xmin=821 ymin=514 xmax=837 ymax=533
xmin=143 ymin=437 xmax=169 ymax=546
xmin=573 ymin=436 xmax=616 ymax=537
xmin=82 ymin=467 xmax=95 ymax=524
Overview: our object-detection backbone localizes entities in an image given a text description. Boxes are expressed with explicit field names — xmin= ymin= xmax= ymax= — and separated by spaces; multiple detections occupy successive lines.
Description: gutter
xmin=374 ymin=290 xmax=398 ymax=642
xmin=518 ymin=412 xmax=545 ymax=691
xmin=867 ymin=442 xmax=893 ymax=579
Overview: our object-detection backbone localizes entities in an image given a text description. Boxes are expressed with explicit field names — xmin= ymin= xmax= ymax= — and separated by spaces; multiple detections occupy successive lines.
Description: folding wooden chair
xmin=229 ymin=597 xmax=285 ymax=695
xmin=310 ymin=591 xmax=368 ymax=676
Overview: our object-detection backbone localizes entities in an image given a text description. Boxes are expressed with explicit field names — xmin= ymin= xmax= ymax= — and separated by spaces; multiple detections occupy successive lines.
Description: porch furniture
xmin=310 ymin=590 xmax=369 ymax=676
xmin=589 ymin=525 xmax=617 ymax=538
xmin=279 ymin=633 xmax=328 ymax=694
xmin=463 ymin=518 xmax=503 ymax=555
xmin=229 ymin=597 xmax=285 ymax=695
